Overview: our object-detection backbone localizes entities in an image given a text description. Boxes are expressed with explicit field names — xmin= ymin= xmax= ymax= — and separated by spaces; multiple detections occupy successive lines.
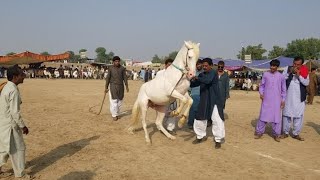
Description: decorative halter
xmin=169 ymin=47 xmax=194 ymax=96
xmin=171 ymin=47 xmax=193 ymax=74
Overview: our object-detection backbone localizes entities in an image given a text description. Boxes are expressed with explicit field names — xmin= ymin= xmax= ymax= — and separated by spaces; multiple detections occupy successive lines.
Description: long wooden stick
xmin=89 ymin=93 xmax=107 ymax=115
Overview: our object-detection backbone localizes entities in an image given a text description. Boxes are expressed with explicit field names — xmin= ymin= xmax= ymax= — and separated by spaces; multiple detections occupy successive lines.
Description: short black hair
xmin=294 ymin=56 xmax=304 ymax=64
xmin=7 ymin=65 xmax=22 ymax=81
xmin=218 ymin=61 xmax=225 ymax=66
xmin=270 ymin=59 xmax=280 ymax=67
xmin=165 ymin=58 xmax=174 ymax=65
xmin=113 ymin=56 xmax=121 ymax=61
xmin=202 ymin=58 xmax=213 ymax=66
xmin=311 ymin=67 xmax=316 ymax=71
xmin=196 ymin=59 xmax=202 ymax=65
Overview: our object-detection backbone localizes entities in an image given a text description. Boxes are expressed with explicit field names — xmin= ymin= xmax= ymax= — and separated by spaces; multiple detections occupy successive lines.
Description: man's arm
xmin=298 ymin=75 xmax=309 ymax=86
xmin=197 ymin=71 xmax=214 ymax=85
xmin=259 ymin=74 xmax=266 ymax=100
xmin=281 ymin=75 xmax=287 ymax=101
xmin=9 ymin=91 xmax=27 ymax=133
xmin=105 ymin=68 xmax=111 ymax=92
xmin=226 ymin=74 xmax=230 ymax=99
xmin=123 ymin=68 xmax=129 ymax=92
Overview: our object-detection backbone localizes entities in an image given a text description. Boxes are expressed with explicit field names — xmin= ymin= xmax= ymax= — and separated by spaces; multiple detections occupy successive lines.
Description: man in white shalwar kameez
xmin=0 ymin=65 xmax=30 ymax=178
xmin=281 ymin=57 xmax=309 ymax=141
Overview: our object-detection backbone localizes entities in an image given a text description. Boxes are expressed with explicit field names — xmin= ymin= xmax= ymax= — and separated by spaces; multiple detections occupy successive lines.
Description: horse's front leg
xmin=170 ymin=90 xmax=188 ymax=116
xmin=154 ymin=106 xmax=176 ymax=140
xmin=178 ymin=94 xmax=193 ymax=128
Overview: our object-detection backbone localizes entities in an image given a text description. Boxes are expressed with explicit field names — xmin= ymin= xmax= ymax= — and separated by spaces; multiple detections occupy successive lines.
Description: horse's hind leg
xmin=140 ymin=103 xmax=151 ymax=143
xmin=155 ymin=107 xmax=176 ymax=140
xmin=170 ymin=90 xmax=188 ymax=116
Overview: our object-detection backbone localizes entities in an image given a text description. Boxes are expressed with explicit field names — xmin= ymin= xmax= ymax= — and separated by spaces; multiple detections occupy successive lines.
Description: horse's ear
xmin=184 ymin=41 xmax=192 ymax=49
xmin=196 ymin=43 xmax=200 ymax=47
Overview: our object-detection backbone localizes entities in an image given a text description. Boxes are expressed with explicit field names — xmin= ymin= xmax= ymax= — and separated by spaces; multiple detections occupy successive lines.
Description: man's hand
xmin=22 ymin=126 xmax=29 ymax=135
xmin=105 ymin=89 xmax=109 ymax=94
xmin=281 ymin=101 xmax=285 ymax=109
xmin=294 ymin=67 xmax=300 ymax=76
xmin=260 ymin=94 xmax=264 ymax=100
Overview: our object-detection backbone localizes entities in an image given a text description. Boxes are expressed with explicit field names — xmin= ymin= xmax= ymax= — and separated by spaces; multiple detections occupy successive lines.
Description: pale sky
xmin=0 ymin=0 xmax=319 ymax=61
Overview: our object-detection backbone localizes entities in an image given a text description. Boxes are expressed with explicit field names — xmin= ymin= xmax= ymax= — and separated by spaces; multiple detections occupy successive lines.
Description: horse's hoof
xmin=178 ymin=117 xmax=186 ymax=128
xmin=169 ymin=136 xmax=176 ymax=140
xmin=146 ymin=139 xmax=151 ymax=144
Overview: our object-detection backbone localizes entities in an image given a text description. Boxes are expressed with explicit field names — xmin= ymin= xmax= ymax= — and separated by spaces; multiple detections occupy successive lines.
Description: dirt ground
xmin=1 ymin=79 xmax=320 ymax=180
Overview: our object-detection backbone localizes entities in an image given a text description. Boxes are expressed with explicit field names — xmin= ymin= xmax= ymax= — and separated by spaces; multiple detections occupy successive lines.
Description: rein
xmin=169 ymin=48 xmax=193 ymax=96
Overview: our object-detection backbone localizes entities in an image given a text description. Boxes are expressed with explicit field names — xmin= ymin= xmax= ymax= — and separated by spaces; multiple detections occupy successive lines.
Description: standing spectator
xmin=281 ymin=57 xmax=309 ymax=141
xmin=0 ymin=65 xmax=31 ymax=178
xmin=105 ymin=56 xmax=129 ymax=121
xmin=254 ymin=59 xmax=286 ymax=142
xmin=307 ymin=68 xmax=318 ymax=104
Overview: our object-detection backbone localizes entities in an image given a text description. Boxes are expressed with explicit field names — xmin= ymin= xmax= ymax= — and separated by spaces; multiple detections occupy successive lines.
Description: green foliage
xmin=268 ymin=46 xmax=285 ymax=59
xmin=79 ymin=49 xmax=87 ymax=53
xmin=41 ymin=51 xmax=50 ymax=56
xmin=66 ymin=51 xmax=80 ymax=63
xmin=164 ymin=51 xmax=178 ymax=61
xmin=95 ymin=47 xmax=107 ymax=63
xmin=6 ymin=52 xmax=16 ymax=56
xmin=151 ymin=51 xmax=178 ymax=64
xmin=94 ymin=47 xmax=114 ymax=64
xmin=151 ymin=54 xmax=162 ymax=63
xmin=284 ymin=38 xmax=320 ymax=59
xmin=237 ymin=44 xmax=267 ymax=60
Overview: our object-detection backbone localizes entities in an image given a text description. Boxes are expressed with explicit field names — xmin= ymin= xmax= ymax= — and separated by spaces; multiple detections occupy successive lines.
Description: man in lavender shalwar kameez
xmin=281 ymin=57 xmax=309 ymax=141
xmin=255 ymin=59 xmax=286 ymax=142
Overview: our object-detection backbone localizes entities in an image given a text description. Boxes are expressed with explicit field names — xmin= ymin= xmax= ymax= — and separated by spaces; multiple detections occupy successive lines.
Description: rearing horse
xmin=127 ymin=41 xmax=200 ymax=143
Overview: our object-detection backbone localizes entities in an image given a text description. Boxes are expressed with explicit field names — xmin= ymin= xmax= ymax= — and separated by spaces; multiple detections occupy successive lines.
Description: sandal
xmin=292 ymin=135 xmax=304 ymax=141
xmin=280 ymin=134 xmax=289 ymax=139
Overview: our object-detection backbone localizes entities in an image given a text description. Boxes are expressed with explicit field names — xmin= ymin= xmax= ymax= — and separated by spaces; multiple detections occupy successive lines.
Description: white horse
xmin=127 ymin=41 xmax=200 ymax=143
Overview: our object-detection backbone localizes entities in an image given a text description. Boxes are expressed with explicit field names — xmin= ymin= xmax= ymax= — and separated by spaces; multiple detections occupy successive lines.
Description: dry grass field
xmin=1 ymin=79 xmax=319 ymax=180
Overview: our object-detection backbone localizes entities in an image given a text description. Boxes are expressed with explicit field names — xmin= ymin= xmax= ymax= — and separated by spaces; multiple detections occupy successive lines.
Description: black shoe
xmin=215 ymin=142 xmax=221 ymax=149
xmin=192 ymin=137 xmax=207 ymax=144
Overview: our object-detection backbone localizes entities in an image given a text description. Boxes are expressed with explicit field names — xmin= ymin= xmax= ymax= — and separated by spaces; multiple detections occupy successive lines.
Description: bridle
xmin=169 ymin=47 xmax=194 ymax=95
xmin=171 ymin=47 xmax=193 ymax=74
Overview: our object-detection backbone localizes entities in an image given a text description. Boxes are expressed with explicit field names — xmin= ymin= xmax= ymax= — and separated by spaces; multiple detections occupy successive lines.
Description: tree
xmin=237 ymin=44 xmax=267 ymax=60
xmin=151 ymin=54 xmax=162 ymax=63
xmin=95 ymin=47 xmax=107 ymax=63
xmin=107 ymin=51 xmax=114 ymax=64
xmin=268 ymin=46 xmax=285 ymax=59
xmin=165 ymin=51 xmax=178 ymax=60
xmin=74 ymin=55 xmax=82 ymax=62
xmin=66 ymin=51 xmax=80 ymax=63
xmin=79 ymin=49 xmax=87 ymax=53
xmin=95 ymin=47 xmax=114 ymax=64
xmin=237 ymin=47 xmax=246 ymax=60
xmin=284 ymin=38 xmax=320 ymax=59
xmin=6 ymin=52 xmax=16 ymax=56
xmin=41 ymin=51 xmax=50 ymax=56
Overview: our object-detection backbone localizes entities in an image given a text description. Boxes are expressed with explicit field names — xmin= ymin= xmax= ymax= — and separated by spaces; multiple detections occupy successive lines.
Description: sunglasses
xmin=218 ymin=66 xmax=224 ymax=69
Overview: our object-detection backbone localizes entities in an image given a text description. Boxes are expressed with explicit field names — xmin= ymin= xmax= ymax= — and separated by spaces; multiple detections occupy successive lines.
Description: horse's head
xmin=173 ymin=41 xmax=200 ymax=79
xmin=184 ymin=41 xmax=200 ymax=78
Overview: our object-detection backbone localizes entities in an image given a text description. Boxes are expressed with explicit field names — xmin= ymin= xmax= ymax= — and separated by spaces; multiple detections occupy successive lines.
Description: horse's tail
xmin=127 ymin=100 xmax=140 ymax=133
